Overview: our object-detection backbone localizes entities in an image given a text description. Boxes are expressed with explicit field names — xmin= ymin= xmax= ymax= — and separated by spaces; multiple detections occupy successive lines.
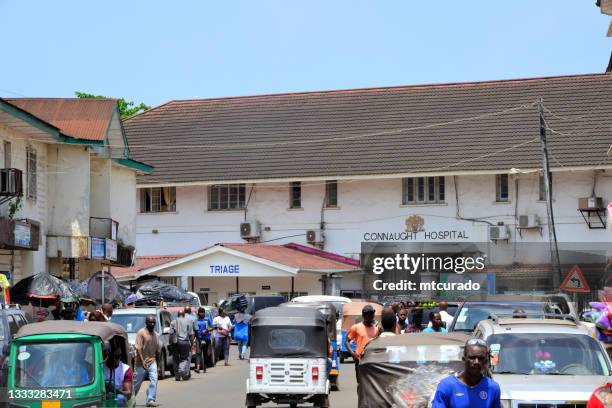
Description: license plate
xmin=42 ymin=401 xmax=60 ymax=408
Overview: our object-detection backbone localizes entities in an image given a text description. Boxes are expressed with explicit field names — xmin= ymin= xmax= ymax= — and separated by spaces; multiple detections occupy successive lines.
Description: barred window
xmin=26 ymin=146 xmax=36 ymax=201
xmin=208 ymin=184 xmax=245 ymax=210
xmin=402 ymin=177 xmax=445 ymax=205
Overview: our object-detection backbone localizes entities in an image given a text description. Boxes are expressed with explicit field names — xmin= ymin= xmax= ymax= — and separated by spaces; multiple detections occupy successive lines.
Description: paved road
xmin=136 ymin=347 xmax=358 ymax=407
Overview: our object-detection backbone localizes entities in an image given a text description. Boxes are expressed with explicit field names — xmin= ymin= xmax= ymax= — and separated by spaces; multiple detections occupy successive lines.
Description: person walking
xmin=102 ymin=303 xmax=114 ymax=321
xmin=380 ymin=311 xmax=397 ymax=338
xmin=171 ymin=310 xmax=194 ymax=381
xmin=432 ymin=338 xmax=501 ymax=408
xmin=233 ymin=306 xmax=250 ymax=360
xmin=213 ymin=307 xmax=233 ymax=366
xmin=344 ymin=304 xmax=379 ymax=384
xmin=423 ymin=312 xmax=448 ymax=333
xmin=195 ymin=307 xmax=213 ymax=373
xmin=134 ymin=315 xmax=160 ymax=407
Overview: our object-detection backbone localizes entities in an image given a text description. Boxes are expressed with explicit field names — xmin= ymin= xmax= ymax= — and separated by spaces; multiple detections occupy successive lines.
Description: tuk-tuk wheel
xmin=314 ymin=394 xmax=329 ymax=408
xmin=331 ymin=377 xmax=339 ymax=391
xmin=158 ymin=353 xmax=167 ymax=380
xmin=245 ymin=393 xmax=259 ymax=407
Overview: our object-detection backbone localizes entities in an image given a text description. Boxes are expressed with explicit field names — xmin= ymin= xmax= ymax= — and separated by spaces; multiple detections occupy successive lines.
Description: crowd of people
xmin=345 ymin=301 xmax=612 ymax=407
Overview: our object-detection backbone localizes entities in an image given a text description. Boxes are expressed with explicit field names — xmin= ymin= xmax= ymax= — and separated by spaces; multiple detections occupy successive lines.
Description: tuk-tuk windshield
xmin=251 ymin=326 xmax=327 ymax=358
xmin=15 ymin=341 xmax=94 ymax=388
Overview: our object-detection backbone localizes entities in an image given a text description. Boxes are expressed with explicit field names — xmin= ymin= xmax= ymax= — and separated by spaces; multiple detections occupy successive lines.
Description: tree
xmin=75 ymin=91 xmax=150 ymax=119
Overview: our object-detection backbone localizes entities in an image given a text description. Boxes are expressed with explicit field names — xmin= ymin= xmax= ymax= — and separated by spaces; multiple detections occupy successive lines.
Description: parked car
xmin=0 ymin=305 xmax=31 ymax=388
xmin=112 ymin=307 xmax=174 ymax=379
xmin=474 ymin=316 xmax=612 ymax=406
xmin=448 ymin=299 xmax=555 ymax=332
xmin=220 ymin=294 xmax=285 ymax=320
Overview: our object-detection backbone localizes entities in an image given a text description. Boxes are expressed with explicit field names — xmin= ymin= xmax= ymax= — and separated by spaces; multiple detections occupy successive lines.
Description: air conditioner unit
xmin=306 ymin=229 xmax=325 ymax=245
xmin=518 ymin=214 xmax=540 ymax=228
xmin=240 ymin=221 xmax=260 ymax=239
xmin=489 ymin=225 xmax=509 ymax=241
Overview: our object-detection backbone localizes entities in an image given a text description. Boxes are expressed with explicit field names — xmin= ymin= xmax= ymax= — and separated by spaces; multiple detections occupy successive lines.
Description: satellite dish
xmin=87 ymin=271 xmax=118 ymax=304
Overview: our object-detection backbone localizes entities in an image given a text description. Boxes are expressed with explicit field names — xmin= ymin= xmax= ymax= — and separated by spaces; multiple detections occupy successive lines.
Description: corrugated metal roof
xmin=123 ymin=73 xmax=612 ymax=184
xmin=221 ymin=243 xmax=359 ymax=270
xmin=7 ymin=98 xmax=117 ymax=141
xmin=111 ymin=254 xmax=184 ymax=280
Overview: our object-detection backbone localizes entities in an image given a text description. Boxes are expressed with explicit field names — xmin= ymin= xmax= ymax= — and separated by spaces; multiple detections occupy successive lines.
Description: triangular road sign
xmin=561 ymin=265 xmax=590 ymax=293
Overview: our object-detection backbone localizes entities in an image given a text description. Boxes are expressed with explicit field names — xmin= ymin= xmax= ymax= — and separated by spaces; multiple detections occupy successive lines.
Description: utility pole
xmin=538 ymin=98 xmax=562 ymax=290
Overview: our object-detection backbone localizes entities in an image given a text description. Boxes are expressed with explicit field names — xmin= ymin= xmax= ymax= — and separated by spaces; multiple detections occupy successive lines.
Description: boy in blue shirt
xmin=195 ymin=307 xmax=213 ymax=373
xmin=432 ymin=338 xmax=501 ymax=408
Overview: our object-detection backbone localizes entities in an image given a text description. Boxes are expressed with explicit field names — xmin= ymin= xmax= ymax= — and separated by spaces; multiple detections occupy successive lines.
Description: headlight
xmin=500 ymin=400 xmax=512 ymax=408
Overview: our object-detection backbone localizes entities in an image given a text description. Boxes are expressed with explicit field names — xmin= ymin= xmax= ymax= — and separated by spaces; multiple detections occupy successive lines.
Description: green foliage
xmin=8 ymin=196 xmax=22 ymax=219
xmin=75 ymin=91 xmax=150 ymax=119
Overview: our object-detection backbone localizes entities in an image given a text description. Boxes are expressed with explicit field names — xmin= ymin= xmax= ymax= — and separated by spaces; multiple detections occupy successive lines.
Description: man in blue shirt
xmin=195 ymin=307 xmax=213 ymax=373
xmin=432 ymin=338 xmax=501 ymax=408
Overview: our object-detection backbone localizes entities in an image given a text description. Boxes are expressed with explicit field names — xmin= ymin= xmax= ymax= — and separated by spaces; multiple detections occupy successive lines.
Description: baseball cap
xmin=362 ymin=304 xmax=375 ymax=314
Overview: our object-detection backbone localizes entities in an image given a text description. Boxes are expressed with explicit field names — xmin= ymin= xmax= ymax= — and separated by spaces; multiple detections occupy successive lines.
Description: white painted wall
xmin=189 ymin=272 xmax=323 ymax=303
xmin=110 ymin=163 xmax=136 ymax=246
xmin=47 ymin=145 xmax=91 ymax=237
xmin=136 ymin=170 xmax=612 ymax=259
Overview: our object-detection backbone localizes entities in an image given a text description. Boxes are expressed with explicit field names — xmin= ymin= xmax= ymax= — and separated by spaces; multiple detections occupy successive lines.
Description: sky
xmin=1 ymin=1 xmax=610 ymax=107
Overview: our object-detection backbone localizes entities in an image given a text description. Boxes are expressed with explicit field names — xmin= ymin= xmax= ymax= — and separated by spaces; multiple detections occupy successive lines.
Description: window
xmin=208 ymin=184 xmax=245 ymax=210
xmin=139 ymin=187 xmax=176 ymax=213
xmin=325 ymin=180 xmax=338 ymax=207
xmin=26 ymin=146 xmax=36 ymax=201
xmin=4 ymin=141 xmax=11 ymax=168
xmin=402 ymin=177 xmax=445 ymax=204
xmin=495 ymin=174 xmax=509 ymax=202
xmin=290 ymin=181 xmax=301 ymax=208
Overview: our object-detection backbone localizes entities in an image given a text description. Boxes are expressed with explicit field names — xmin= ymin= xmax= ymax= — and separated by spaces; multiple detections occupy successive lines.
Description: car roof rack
xmin=488 ymin=313 xmax=578 ymax=325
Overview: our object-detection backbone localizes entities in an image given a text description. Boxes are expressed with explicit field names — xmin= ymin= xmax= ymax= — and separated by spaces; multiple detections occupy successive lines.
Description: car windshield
xmin=452 ymin=303 xmax=545 ymax=331
xmin=113 ymin=314 xmax=160 ymax=333
xmin=15 ymin=342 xmax=95 ymax=388
xmin=488 ymin=333 xmax=610 ymax=376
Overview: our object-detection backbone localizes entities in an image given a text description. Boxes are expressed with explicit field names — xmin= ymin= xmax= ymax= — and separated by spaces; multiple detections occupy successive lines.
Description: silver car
xmin=112 ymin=307 xmax=175 ymax=379
xmin=474 ymin=316 xmax=612 ymax=407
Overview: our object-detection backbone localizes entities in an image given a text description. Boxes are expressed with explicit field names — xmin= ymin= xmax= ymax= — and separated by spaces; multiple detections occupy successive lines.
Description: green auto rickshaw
xmin=6 ymin=320 xmax=134 ymax=408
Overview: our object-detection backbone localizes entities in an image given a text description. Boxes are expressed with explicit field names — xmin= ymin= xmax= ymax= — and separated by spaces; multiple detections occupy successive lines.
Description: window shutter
xmin=26 ymin=146 xmax=37 ymax=201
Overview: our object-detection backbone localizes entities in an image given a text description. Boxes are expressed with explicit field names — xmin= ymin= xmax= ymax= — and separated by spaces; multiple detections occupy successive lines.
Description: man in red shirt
xmin=345 ymin=304 xmax=379 ymax=384
xmin=588 ymin=383 xmax=612 ymax=407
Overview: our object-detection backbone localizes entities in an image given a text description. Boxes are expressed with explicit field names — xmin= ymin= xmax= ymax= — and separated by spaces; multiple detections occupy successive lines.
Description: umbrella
xmin=11 ymin=272 xmax=80 ymax=305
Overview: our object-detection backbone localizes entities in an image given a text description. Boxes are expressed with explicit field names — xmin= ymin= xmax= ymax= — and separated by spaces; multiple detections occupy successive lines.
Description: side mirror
xmin=162 ymin=327 xmax=171 ymax=335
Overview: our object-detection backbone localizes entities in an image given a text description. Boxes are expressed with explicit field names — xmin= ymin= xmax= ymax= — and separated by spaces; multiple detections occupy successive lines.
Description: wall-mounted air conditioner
xmin=489 ymin=225 xmax=509 ymax=241
xmin=518 ymin=214 xmax=540 ymax=229
xmin=306 ymin=229 xmax=325 ymax=245
xmin=240 ymin=221 xmax=260 ymax=239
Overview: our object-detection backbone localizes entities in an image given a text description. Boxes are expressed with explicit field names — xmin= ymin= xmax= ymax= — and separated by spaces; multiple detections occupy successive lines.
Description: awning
xmin=113 ymin=243 xmax=361 ymax=281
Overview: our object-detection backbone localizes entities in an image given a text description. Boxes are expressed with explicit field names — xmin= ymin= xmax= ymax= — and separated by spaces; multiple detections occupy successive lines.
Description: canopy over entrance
xmin=112 ymin=243 xmax=361 ymax=281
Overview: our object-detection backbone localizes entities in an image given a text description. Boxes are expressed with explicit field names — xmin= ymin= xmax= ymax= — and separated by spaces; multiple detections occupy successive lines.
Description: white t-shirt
xmin=213 ymin=316 xmax=232 ymax=338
